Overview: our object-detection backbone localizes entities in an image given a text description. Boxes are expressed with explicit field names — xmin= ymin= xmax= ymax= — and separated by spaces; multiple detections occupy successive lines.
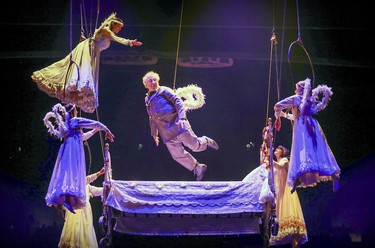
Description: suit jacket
xmin=145 ymin=86 xmax=187 ymax=143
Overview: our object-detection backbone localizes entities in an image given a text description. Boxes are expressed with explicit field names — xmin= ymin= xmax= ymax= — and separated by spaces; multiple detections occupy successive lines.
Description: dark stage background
xmin=1 ymin=1 xmax=374 ymax=247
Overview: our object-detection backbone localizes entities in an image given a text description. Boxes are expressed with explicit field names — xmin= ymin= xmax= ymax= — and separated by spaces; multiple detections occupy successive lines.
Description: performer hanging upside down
xmin=142 ymin=71 xmax=219 ymax=181
xmin=31 ymin=12 xmax=142 ymax=113
xmin=43 ymin=103 xmax=114 ymax=213
xmin=274 ymin=78 xmax=341 ymax=193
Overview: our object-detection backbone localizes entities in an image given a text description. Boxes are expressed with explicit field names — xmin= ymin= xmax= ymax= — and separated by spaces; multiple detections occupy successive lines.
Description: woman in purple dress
xmin=274 ymin=78 xmax=340 ymax=193
xmin=43 ymin=103 xmax=114 ymax=213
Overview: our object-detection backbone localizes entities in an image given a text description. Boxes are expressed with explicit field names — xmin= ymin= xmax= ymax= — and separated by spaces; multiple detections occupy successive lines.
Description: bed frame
xmin=98 ymin=141 xmax=277 ymax=247
xmin=98 ymin=120 xmax=277 ymax=247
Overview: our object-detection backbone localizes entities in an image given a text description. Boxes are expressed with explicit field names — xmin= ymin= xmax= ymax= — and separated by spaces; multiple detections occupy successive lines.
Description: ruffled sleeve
xmin=274 ymin=95 xmax=298 ymax=118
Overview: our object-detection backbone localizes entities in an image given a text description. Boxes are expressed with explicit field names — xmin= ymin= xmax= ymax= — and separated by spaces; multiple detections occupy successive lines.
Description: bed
xmin=98 ymin=143 xmax=277 ymax=248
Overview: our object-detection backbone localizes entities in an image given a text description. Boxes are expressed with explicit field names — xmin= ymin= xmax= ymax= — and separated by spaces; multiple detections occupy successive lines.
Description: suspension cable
xmin=266 ymin=34 xmax=275 ymax=125
xmin=64 ymin=0 xmax=80 ymax=102
xmin=93 ymin=0 xmax=105 ymax=161
xmin=95 ymin=108 xmax=105 ymax=161
xmin=89 ymin=0 xmax=93 ymax=37
xmin=79 ymin=0 xmax=105 ymax=164
xmin=80 ymin=0 xmax=88 ymax=39
xmin=277 ymin=0 xmax=287 ymax=99
xmin=287 ymin=0 xmax=315 ymax=88
xmin=82 ymin=0 xmax=104 ymax=160
xmin=95 ymin=0 xmax=100 ymax=32
xmin=265 ymin=0 xmax=280 ymax=126
xmin=172 ymin=0 xmax=184 ymax=90
xmin=70 ymin=0 xmax=73 ymax=51
xmin=272 ymin=0 xmax=281 ymax=102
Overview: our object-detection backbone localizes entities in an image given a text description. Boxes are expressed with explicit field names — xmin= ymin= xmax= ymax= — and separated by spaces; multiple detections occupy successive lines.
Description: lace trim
xmin=270 ymin=216 xmax=308 ymax=245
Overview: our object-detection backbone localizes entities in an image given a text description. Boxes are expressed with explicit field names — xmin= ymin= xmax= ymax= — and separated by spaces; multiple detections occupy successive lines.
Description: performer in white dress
xmin=58 ymin=168 xmax=105 ymax=248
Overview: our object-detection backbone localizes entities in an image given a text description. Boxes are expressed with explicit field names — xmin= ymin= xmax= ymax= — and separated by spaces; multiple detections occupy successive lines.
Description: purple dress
xmin=45 ymin=116 xmax=109 ymax=210
xmin=274 ymin=93 xmax=341 ymax=188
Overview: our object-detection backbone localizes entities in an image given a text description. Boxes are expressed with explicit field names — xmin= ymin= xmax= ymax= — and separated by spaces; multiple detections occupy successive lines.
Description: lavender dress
xmin=45 ymin=117 xmax=109 ymax=210
xmin=274 ymin=94 xmax=341 ymax=188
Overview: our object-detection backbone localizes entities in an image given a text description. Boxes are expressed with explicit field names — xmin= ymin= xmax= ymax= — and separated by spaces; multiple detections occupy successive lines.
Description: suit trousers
xmin=165 ymin=127 xmax=208 ymax=171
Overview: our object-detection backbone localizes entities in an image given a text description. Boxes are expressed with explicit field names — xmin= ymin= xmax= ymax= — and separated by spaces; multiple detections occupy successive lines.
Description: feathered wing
xmin=175 ymin=84 xmax=206 ymax=111
xmin=312 ymin=84 xmax=333 ymax=112
xmin=43 ymin=103 xmax=68 ymax=139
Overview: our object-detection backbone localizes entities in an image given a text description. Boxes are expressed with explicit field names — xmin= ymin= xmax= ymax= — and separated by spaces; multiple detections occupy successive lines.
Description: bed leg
xmin=99 ymin=143 xmax=113 ymax=247
xmin=261 ymin=201 xmax=271 ymax=247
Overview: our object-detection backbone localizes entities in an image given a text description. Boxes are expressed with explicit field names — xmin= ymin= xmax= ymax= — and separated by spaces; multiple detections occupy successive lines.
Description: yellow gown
xmin=58 ymin=174 xmax=103 ymax=248
xmin=269 ymin=157 xmax=308 ymax=247
xmin=31 ymin=13 xmax=134 ymax=113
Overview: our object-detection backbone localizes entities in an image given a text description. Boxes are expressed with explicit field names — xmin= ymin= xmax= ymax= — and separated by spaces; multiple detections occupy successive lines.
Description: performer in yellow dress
xmin=58 ymin=167 xmax=105 ymax=248
xmin=32 ymin=12 xmax=142 ymax=113
xmin=269 ymin=145 xmax=308 ymax=247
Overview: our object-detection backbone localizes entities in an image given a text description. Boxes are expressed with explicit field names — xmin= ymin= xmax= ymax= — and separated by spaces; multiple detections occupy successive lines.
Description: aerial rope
xmin=261 ymin=0 xmax=292 ymax=236
xmin=265 ymin=4 xmax=277 ymax=126
xmin=265 ymin=0 xmax=287 ymax=126
xmin=76 ymin=0 xmax=105 ymax=173
xmin=80 ymin=0 xmax=88 ymax=40
xmin=79 ymin=0 xmax=100 ymax=39
xmin=172 ymin=0 xmax=206 ymax=112
xmin=79 ymin=0 xmax=106 ymax=166
xmin=63 ymin=0 xmax=81 ymax=104
xmin=82 ymin=0 xmax=105 ymax=164
xmin=277 ymin=0 xmax=287 ymax=100
xmin=262 ymin=0 xmax=290 ymax=239
xmin=287 ymin=0 xmax=315 ymax=88
xmin=172 ymin=0 xmax=184 ymax=90
xmin=265 ymin=0 xmax=288 ymax=126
